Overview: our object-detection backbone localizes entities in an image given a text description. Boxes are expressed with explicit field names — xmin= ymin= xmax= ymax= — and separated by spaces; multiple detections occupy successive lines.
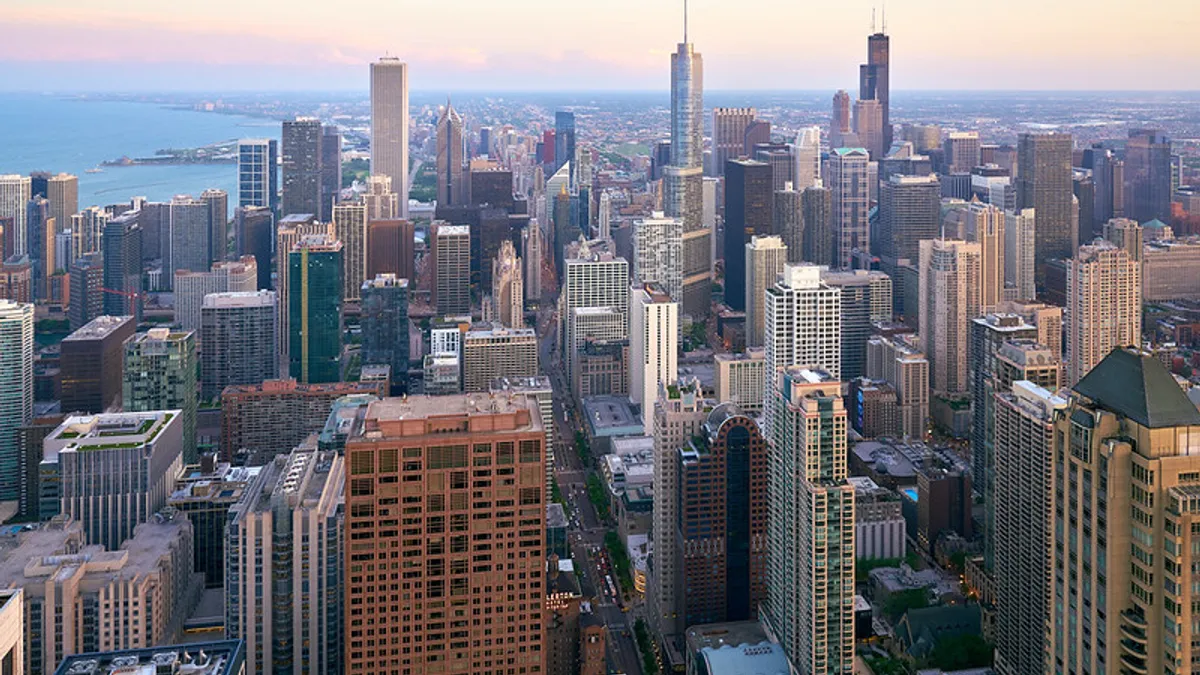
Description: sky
xmin=2 ymin=0 xmax=1198 ymax=92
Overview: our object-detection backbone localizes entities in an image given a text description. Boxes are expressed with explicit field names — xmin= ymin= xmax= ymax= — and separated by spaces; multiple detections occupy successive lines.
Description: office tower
xmin=67 ymin=253 xmax=102 ymax=330
xmin=596 ymin=190 xmax=613 ymax=241
xmin=288 ymin=234 xmax=343 ymax=384
xmin=649 ymin=377 xmax=709 ymax=643
xmin=201 ymin=290 xmax=280 ymax=400
xmin=44 ymin=410 xmax=183 ymax=549
xmin=491 ymin=240 xmax=524 ymax=328
xmin=233 ymin=206 xmax=273 ymax=288
xmin=675 ymin=407 xmax=767 ymax=628
xmin=793 ymin=126 xmax=821 ymax=189
xmin=461 ymin=324 xmax=539 ymax=392
xmin=943 ymin=132 xmax=981 ymax=174
xmin=363 ymin=175 xmax=399 ymax=221
xmin=823 ymin=269 xmax=893 ymax=380
xmin=713 ymin=108 xmax=755 ymax=176
xmin=282 ymin=118 xmax=323 ymax=217
xmin=366 ymin=218 xmax=414 ymax=281
xmin=629 ymin=283 xmax=678 ymax=411
xmin=745 ymin=235 xmax=788 ymax=347
xmin=756 ymin=145 xmax=794 ymax=193
xmin=556 ymin=110 xmax=577 ymax=181
xmin=361 ymin=275 xmax=409 ymax=393
xmin=25 ymin=198 xmax=49 ymax=299
xmin=763 ymin=367 xmax=855 ymax=674
xmin=0 ymin=175 xmax=31 ymax=256
xmin=633 ymin=211 xmax=683 ymax=302
xmin=521 ymin=221 xmax=543 ymax=304
xmin=714 ymin=350 xmax=767 ymax=411
xmin=1064 ymin=241 xmax=1141 ymax=386
xmin=1143 ymin=239 xmax=1200 ymax=301
xmin=860 ymin=26 xmax=891 ymax=150
xmin=1125 ymin=128 xmax=1172 ymax=223
xmin=966 ymin=201 xmax=1006 ymax=310
xmin=724 ymin=159 xmax=772 ymax=310
xmin=802 ymin=183 xmax=835 ymax=266
xmin=46 ymin=173 xmax=77 ymax=236
xmin=60 ymin=315 xmax=135 ymax=414
xmin=877 ymin=174 xmax=941 ymax=264
xmin=830 ymin=91 xmax=853 ymax=150
xmin=437 ymin=100 xmax=465 ymax=207
xmin=174 ymin=256 xmax=258 ymax=333
xmin=371 ymin=58 xmax=409 ymax=218
xmin=431 ymin=223 xmax=470 ymax=315
xmin=829 ymin=148 xmax=871 ymax=268
xmin=853 ymin=99 xmax=885 ymax=160
xmin=666 ymin=31 xmax=708 ymax=320
xmin=168 ymin=195 xmax=211 ymax=280
xmin=0 ymin=300 xmax=33 ymax=501
xmin=773 ymin=185 xmax=803 ymax=261
xmin=165 ymin=456 xmax=258 ymax=589
xmin=123 ymin=328 xmax=198 ymax=463
xmin=918 ymin=239 xmax=982 ymax=394
xmin=101 ymin=211 xmax=143 ymax=320
xmin=1085 ymin=146 xmax=1116 ymax=225
xmin=1073 ymin=172 xmax=1095 ymax=245
xmin=866 ymin=334 xmax=930 ymax=439
xmin=764 ymin=264 xmax=843 ymax=399
xmin=319 ymin=125 xmax=341 ymax=222
xmin=227 ymin=442 xmax=344 ymax=675
xmin=238 ymin=139 xmax=280 ymax=212
xmin=343 ymin=395 xmax=546 ymax=674
xmin=200 ymin=188 xmax=229 ymax=264
xmin=1003 ymin=208 xmax=1037 ymax=301
xmin=1048 ymin=349 xmax=1200 ymax=675
xmin=1016 ymin=132 xmax=1073 ymax=286
xmin=332 ymin=201 xmax=367 ymax=301
xmin=561 ymin=238 xmax=629 ymax=373
xmin=276 ymin=220 xmax=325 ymax=356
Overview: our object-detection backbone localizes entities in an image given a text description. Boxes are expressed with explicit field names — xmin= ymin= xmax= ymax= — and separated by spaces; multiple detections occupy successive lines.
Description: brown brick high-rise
xmin=344 ymin=394 xmax=547 ymax=674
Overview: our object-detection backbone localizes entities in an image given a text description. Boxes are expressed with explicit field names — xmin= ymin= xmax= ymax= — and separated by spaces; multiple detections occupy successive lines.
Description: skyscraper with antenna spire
xmin=860 ymin=9 xmax=891 ymax=151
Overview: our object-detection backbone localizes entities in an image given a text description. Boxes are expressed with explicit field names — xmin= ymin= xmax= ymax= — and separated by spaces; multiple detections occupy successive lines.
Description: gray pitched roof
xmin=1073 ymin=348 xmax=1200 ymax=429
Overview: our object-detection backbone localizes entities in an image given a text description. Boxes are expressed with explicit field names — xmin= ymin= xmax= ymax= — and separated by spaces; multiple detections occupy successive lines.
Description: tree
xmin=883 ymin=589 xmax=929 ymax=621
xmin=929 ymin=634 xmax=993 ymax=671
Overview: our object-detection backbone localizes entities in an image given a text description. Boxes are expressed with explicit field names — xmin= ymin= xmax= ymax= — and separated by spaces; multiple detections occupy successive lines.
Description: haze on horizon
xmin=3 ymin=0 xmax=1198 ymax=92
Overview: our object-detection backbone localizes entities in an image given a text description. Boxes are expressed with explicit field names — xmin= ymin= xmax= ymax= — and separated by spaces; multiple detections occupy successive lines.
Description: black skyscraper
xmin=724 ymin=159 xmax=773 ymax=311
xmin=281 ymin=118 xmax=323 ymax=218
xmin=860 ymin=30 xmax=891 ymax=151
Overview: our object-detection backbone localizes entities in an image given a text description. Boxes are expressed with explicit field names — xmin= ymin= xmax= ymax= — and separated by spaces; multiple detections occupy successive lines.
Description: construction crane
xmin=100 ymin=287 xmax=144 ymax=316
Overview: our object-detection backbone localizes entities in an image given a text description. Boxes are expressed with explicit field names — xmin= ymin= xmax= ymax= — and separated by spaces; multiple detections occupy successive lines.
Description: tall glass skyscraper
xmin=554 ymin=111 xmax=576 ymax=183
xmin=0 ymin=300 xmax=33 ymax=501
xmin=237 ymin=139 xmax=279 ymax=213
xmin=288 ymin=234 xmax=344 ymax=384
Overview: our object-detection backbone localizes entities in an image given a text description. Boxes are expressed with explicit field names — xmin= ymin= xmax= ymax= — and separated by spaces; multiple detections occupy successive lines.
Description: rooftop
xmin=582 ymin=395 xmax=642 ymax=434
xmin=46 ymin=411 xmax=179 ymax=460
xmin=490 ymin=376 xmax=553 ymax=393
xmin=202 ymin=290 xmax=276 ymax=308
xmin=54 ymin=639 xmax=244 ymax=675
xmin=1074 ymin=348 xmax=1200 ymax=429
xmin=63 ymin=315 xmax=133 ymax=341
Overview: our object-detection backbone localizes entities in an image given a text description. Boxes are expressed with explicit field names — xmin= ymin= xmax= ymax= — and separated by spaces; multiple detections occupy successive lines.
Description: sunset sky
xmin=3 ymin=0 xmax=1197 ymax=91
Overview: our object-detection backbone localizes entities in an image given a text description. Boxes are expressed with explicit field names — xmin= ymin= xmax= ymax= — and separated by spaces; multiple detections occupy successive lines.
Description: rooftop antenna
xmin=871 ymin=7 xmax=876 ymax=34
xmin=683 ymin=0 xmax=689 ymax=44
xmin=882 ymin=1 xmax=887 ymax=33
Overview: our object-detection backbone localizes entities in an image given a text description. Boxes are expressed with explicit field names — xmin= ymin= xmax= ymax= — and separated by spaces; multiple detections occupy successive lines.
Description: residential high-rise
xmin=432 ymin=223 xmax=471 ymax=315
xmin=60 ymin=315 xmax=136 ymax=414
xmin=744 ymin=235 xmax=787 ymax=348
xmin=943 ymin=132 xmax=981 ymax=174
xmin=859 ymin=27 xmax=891 ymax=151
xmin=773 ymin=185 xmax=803 ymax=262
xmin=633 ymin=211 xmax=682 ymax=302
xmin=1125 ymin=128 xmax=1172 ymax=223
xmin=320 ymin=125 xmax=341 ymax=222
xmin=101 ymin=211 xmax=143 ymax=321
xmin=200 ymin=291 xmax=279 ymax=400
xmin=123 ymin=328 xmax=198 ymax=463
xmin=366 ymin=218 xmax=414 ymax=281
xmin=68 ymin=253 xmax=103 ymax=330
xmin=289 ymin=235 xmax=343 ymax=384
xmin=1048 ymin=349 xmax=1200 ymax=675
xmin=829 ymin=148 xmax=871 ymax=268
xmin=226 ymin=441 xmax=345 ymax=675
xmin=877 ymin=173 xmax=941 ymax=264
xmin=793 ymin=126 xmax=821 ymax=190
xmin=490 ymin=239 xmax=524 ymax=328
xmin=714 ymin=349 xmax=767 ymax=412
xmin=918 ymin=239 xmax=982 ymax=394
xmin=0 ymin=300 xmax=33 ymax=501
xmin=363 ymin=175 xmax=400 ymax=222
xmin=361 ymin=274 xmax=409 ymax=393
xmin=168 ymin=195 xmax=211 ymax=280
xmin=44 ymin=410 xmax=184 ymax=550
xmin=332 ymin=201 xmax=367 ymax=301
xmin=370 ymin=57 xmax=409 ymax=218
xmin=1003 ymin=208 xmax=1036 ymax=301
xmin=764 ymin=264 xmax=843 ymax=411
xmin=866 ymin=334 xmax=930 ymax=439
xmin=830 ymin=91 xmax=854 ymax=150
xmin=1064 ymin=241 xmax=1141 ymax=386
xmin=675 ymin=406 xmax=767 ymax=628
xmin=1016 ymin=132 xmax=1073 ymax=286
xmin=802 ymin=182 xmax=835 ymax=267
xmin=282 ymin=118 xmax=323 ymax=218
xmin=713 ymin=108 xmax=755 ymax=176
xmin=201 ymin=188 xmax=229 ymax=264
xmin=174 ymin=256 xmax=258 ymax=333
xmin=343 ymin=395 xmax=547 ymax=674
xmin=237 ymin=139 xmax=279 ymax=212
xmin=724 ymin=159 xmax=772 ymax=310
xmin=0 ymin=175 xmax=31 ymax=256
xmin=666 ymin=33 xmax=707 ymax=320
xmin=822 ymin=269 xmax=893 ymax=380
xmin=966 ymin=201 xmax=1006 ymax=310
xmin=629 ymin=283 xmax=678 ymax=411
xmin=436 ymin=100 xmax=465 ymax=207
xmin=763 ymin=367 xmax=855 ymax=674
xmin=1102 ymin=217 xmax=1143 ymax=262
xmin=46 ymin=173 xmax=78 ymax=238
xmin=461 ymin=324 xmax=539 ymax=393
xmin=852 ymin=99 xmax=885 ymax=160
xmin=562 ymin=239 xmax=629 ymax=382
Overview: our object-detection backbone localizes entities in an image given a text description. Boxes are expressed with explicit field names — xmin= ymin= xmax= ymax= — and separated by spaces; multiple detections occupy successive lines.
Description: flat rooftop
xmin=63 ymin=315 xmax=133 ymax=341
xmin=203 ymin=290 xmax=276 ymax=308
xmin=54 ymin=639 xmax=244 ymax=675
xmin=582 ymin=395 xmax=640 ymax=432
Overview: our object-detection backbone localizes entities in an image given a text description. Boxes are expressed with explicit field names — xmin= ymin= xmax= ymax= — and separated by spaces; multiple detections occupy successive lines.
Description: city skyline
xmin=3 ymin=1 xmax=1199 ymax=91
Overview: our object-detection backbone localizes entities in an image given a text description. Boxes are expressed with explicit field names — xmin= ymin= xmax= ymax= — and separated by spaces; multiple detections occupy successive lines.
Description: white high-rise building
xmin=629 ymin=284 xmax=678 ymax=411
xmin=764 ymin=263 xmax=842 ymax=387
xmin=744 ymin=235 xmax=788 ymax=348
xmin=793 ymin=126 xmax=822 ymax=189
xmin=0 ymin=175 xmax=32 ymax=256
xmin=0 ymin=300 xmax=34 ymax=501
xmin=597 ymin=190 xmax=612 ymax=241
xmin=561 ymin=240 xmax=629 ymax=382
xmin=829 ymin=148 xmax=871 ymax=267
xmin=633 ymin=211 xmax=683 ymax=302
xmin=237 ymin=139 xmax=277 ymax=210
xmin=1004 ymin=208 xmax=1036 ymax=301
xmin=333 ymin=201 xmax=367 ymax=302
xmin=174 ymin=256 xmax=258 ymax=334
xmin=918 ymin=239 xmax=982 ymax=395
xmin=966 ymin=201 xmax=1006 ymax=311
xmin=370 ymin=57 xmax=409 ymax=218
xmin=1065 ymin=241 xmax=1141 ymax=386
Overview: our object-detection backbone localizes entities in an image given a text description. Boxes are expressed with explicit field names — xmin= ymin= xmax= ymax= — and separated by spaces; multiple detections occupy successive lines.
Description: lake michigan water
xmin=0 ymin=93 xmax=280 ymax=208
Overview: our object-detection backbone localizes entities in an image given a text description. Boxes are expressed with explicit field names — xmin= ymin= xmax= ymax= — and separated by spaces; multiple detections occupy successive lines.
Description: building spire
xmin=683 ymin=0 xmax=689 ymax=44
xmin=882 ymin=1 xmax=887 ymax=33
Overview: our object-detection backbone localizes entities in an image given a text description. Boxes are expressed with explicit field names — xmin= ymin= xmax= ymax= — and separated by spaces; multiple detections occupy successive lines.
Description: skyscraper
xmin=852 ymin=98 xmax=885 ymax=160
xmin=370 ymin=57 xmax=409 ymax=218
xmin=1016 ymin=132 xmax=1073 ymax=286
xmin=0 ymin=299 xmax=33 ymax=501
xmin=282 ymin=117 xmax=323 ymax=218
xmin=123 ymin=328 xmax=198 ymax=462
xmin=793 ymin=126 xmax=822 ymax=190
xmin=363 ymin=175 xmax=400 ymax=222
xmin=288 ymin=234 xmax=343 ymax=384
xmin=802 ymin=182 xmax=835 ymax=267
xmin=943 ymin=132 xmax=981 ymax=174
xmin=712 ymin=108 xmax=754 ymax=176
xmin=859 ymin=27 xmax=891 ymax=151
xmin=490 ymin=239 xmax=524 ymax=328
xmin=764 ymin=264 xmax=843 ymax=391
xmin=437 ymin=100 xmax=465 ymax=207
xmin=773 ymin=185 xmax=803 ymax=262
xmin=101 ymin=212 xmax=143 ymax=320
xmin=822 ymin=269 xmax=893 ymax=380
xmin=562 ymin=239 xmax=629 ymax=382
xmin=667 ymin=29 xmax=709 ymax=319
xmin=629 ymin=283 xmax=678 ymax=410
xmin=461 ymin=324 xmax=539 ymax=392
xmin=46 ymin=173 xmax=78 ymax=236
xmin=918 ymin=239 xmax=982 ymax=395
xmin=275 ymin=215 xmax=326 ymax=366
xmin=175 ymin=256 xmax=258 ymax=333
xmin=237 ymin=139 xmax=279 ymax=212
xmin=431 ymin=223 xmax=470 ymax=316
xmin=555 ymin=111 xmax=577 ymax=184
xmin=60 ymin=315 xmax=136 ymax=414
xmin=764 ymin=367 xmax=855 ymax=674
xmin=724 ymin=159 xmax=772 ymax=310
xmin=966 ymin=201 xmax=1006 ymax=311
xmin=360 ymin=274 xmax=409 ymax=393
xmin=1124 ymin=128 xmax=1173 ymax=223
xmin=0 ymin=175 xmax=31 ymax=256
xmin=877 ymin=173 xmax=941 ymax=264
xmin=332 ymin=201 xmax=367 ymax=301
xmin=1064 ymin=241 xmax=1141 ymax=386
xmin=168 ymin=195 xmax=211 ymax=279
xmin=829 ymin=91 xmax=854 ymax=150
xmin=201 ymin=188 xmax=229 ymax=264
xmin=234 ymin=205 xmax=274 ymax=289
xmin=320 ymin=125 xmax=341 ymax=222
xmin=523 ymin=220 xmax=543 ymax=302
xmin=829 ymin=148 xmax=871 ymax=268
xmin=866 ymin=334 xmax=930 ymax=439
xmin=68 ymin=253 xmax=103 ymax=330
xmin=365 ymin=218 xmax=413 ymax=282
xmin=343 ymin=395 xmax=547 ymax=674
xmin=633 ymin=211 xmax=683 ymax=302
xmin=200 ymin=291 xmax=279 ymax=400
xmin=744 ymin=235 xmax=788 ymax=348
xmin=1003 ymin=208 xmax=1037 ymax=301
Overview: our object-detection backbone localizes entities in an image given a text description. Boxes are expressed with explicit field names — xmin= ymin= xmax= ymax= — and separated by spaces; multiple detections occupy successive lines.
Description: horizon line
xmin=4 ymin=87 xmax=1200 ymax=95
